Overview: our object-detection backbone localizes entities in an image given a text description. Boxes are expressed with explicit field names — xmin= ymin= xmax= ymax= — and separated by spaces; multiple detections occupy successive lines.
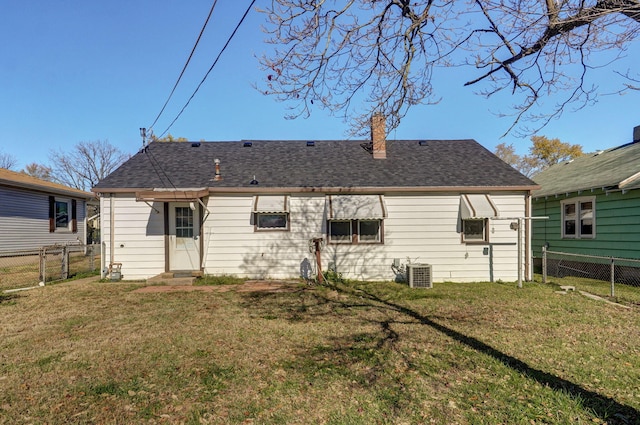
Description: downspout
xmin=110 ymin=193 xmax=115 ymax=270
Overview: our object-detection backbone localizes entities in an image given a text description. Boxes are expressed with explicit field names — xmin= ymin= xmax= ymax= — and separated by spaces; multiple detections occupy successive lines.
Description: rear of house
xmin=0 ymin=168 xmax=93 ymax=252
xmin=93 ymin=121 xmax=538 ymax=283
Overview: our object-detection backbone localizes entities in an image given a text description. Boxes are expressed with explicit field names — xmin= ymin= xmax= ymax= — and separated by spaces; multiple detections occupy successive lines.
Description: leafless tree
xmin=0 ymin=151 xmax=17 ymax=170
xmin=22 ymin=163 xmax=53 ymax=181
xmin=49 ymin=140 xmax=129 ymax=191
xmin=258 ymin=0 xmax=640 ymax=136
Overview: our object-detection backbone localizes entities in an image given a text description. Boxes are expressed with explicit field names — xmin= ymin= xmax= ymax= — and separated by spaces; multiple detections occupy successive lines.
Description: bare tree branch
xmin=0 ymin=151 xmax=18 ymax=170
xmin=49 ymin=140 xmax=129 ymax=191
xmin=257 ymin=0 xmax=640 ymax=135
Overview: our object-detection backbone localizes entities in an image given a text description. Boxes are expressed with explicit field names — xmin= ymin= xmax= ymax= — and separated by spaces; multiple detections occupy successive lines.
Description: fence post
xmin=39 ymin=247 xmax=46 ymax=284
xmin=62 ymin=246 xmax=69 ymax=280
xmin=89 ymin=244 xmax=95 ymax=271
xmin=542 ymin=245 xmax=547 ymax=284
xmin=610 ymin=257 xmax=615 ymax=298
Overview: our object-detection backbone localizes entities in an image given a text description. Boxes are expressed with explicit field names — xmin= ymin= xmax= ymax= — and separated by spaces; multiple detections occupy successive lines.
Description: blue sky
xmin=2 ymin=1 xmax=639 ymax=170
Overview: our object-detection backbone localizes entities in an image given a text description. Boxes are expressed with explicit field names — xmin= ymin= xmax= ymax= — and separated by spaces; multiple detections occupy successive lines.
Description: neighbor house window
xmin=55 ymin=200 xmax=70 ymax=229
xmin=562 ymin=197 xmax=595 ymax=239
xmin=462 ymin=219 xmax=488 ymax=243
xmin=49 ymin=196 xmax=77 ymax=233
xmin=328 ymin=219 xmax=382 ymax=244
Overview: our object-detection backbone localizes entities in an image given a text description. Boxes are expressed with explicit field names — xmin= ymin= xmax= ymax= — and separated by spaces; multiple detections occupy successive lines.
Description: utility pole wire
xmin=157 ymin=0 xmax=257 ymax=139
xmin=147 ymin=0 xmax=219 ymax=133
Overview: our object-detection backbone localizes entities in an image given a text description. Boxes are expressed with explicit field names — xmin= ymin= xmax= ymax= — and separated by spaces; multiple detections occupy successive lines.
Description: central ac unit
xmin=406 ymin=264 xmax=433 ymax=288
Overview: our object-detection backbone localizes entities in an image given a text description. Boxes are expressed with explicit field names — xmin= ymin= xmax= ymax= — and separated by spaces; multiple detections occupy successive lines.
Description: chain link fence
xmin=538 ymin=248 xmax=640 ymax=305
xmin=0 ymin=244 xmax=101 ymax=292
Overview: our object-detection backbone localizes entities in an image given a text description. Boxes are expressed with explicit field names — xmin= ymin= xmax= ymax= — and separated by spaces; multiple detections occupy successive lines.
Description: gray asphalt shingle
xmin=93 ymin=139 xmax=536 ymax=191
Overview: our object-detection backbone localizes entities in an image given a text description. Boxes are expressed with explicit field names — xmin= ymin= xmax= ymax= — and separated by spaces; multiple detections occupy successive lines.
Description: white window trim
xmin=55 ymin=197 xmax=72 ymax=232
xmin=561 ymin=196 xmax=596 ymax=239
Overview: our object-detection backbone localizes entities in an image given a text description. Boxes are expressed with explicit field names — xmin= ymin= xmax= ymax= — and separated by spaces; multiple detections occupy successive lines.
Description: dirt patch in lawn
xmin=132 ymin=280 xmax=304 ymax=294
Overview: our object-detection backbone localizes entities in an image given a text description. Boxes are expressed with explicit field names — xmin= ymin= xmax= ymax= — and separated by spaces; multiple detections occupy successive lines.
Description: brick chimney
xmin=371 ymin=113 xmax=386 ymax=159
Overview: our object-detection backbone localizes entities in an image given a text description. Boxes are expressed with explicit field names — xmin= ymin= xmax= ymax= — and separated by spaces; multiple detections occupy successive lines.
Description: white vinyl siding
xmin=100 ymin=195 xmax=165 ymax=280
xmin=102 ymin=191 xmax=527 ymax=283
xmin=202 ymin=192 xmax=526 ymax=283
xmin=0 ymin=186 xmax=87 ymax=252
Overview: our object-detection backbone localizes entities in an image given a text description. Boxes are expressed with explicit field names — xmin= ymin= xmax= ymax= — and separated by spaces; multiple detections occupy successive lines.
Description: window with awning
xmin=253 ymin=195 xmax=289 ymax=230
xmin=327 ymin=195 xmax=386 ymax=244
xmin=460 ymin=194 xmax=498 ymax=243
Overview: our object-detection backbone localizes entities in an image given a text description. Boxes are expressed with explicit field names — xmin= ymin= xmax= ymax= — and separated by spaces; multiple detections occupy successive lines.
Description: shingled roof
xmin=0 ymin=168 xmax=94 ymax=199
xmin=92 ymin=139 xmax=537 ymax=192
xmin=533 ymin=140 xmax=640 ymax=198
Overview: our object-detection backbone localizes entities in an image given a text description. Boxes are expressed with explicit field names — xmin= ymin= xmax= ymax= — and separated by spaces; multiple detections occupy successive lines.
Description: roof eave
xmin=2 ymin=179 xmax=94 ymax=199
xmin=93 ymin=185 xmax=539 ymax=195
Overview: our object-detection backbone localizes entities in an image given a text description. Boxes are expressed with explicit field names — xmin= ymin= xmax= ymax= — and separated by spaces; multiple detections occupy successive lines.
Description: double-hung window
xmin=562 ymin=197 xmax=595 ymax=238
xmin=459 ymin=194 xmax=498 ymax=244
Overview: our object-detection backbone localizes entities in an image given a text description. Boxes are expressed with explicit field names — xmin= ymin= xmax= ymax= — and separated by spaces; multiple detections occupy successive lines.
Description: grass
xmin=194 ymin=274 xmax=247 ymax=286
xmin=1 ymin=278 xmax=639 ymax=424
xmin=0 ymin=253 xmax=100 ymax=291
xmin=538 ymin=273 xmax=640 ymax=306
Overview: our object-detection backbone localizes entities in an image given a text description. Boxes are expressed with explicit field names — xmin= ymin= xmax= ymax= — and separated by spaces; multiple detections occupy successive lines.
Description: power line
xmin=157 ymin=0 xmax=257 ymax=139
xmin=147 ymin=0 xmax=220 ymax=133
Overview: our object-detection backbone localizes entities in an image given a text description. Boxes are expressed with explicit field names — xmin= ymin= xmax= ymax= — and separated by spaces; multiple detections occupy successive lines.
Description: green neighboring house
xmin=532 ymin=126 xmax=640 ymax=264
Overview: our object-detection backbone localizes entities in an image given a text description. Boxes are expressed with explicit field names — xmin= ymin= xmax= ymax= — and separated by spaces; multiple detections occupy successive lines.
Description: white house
xmin=92 ymin=117 xmax=538 ymax=283
xmin=0 ymin=168 xmax=93 ymax=252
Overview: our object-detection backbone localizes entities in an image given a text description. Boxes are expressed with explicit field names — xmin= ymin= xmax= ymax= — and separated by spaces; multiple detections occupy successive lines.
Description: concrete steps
xmin=147 ymin=271 xmax=203 ymax=286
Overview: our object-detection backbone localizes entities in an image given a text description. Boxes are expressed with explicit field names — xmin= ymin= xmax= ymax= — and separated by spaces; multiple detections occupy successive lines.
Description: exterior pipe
xmin=109 ymin=193 xmax=115 ymax=274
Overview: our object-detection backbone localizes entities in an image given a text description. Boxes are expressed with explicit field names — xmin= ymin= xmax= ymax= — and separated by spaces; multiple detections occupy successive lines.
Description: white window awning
xmin=460 ymin=194 xmax=499 ymax=219
xmin=135 ymin=188 xmax=209 ymax=202
xmin=253 ymin=195 xmax=289 ymax=213
xmin=327 ymin=195 xmax=387 ymax=220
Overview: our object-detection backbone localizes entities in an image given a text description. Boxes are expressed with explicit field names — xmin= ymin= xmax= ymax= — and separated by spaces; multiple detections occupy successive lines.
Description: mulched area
xmin=132 ymin=280 xmax=304 ymax=294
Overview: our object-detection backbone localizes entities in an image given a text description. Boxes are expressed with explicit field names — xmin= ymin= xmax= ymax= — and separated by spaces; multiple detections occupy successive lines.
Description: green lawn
xmin=1 ymin=278 xmax=639 ymax=424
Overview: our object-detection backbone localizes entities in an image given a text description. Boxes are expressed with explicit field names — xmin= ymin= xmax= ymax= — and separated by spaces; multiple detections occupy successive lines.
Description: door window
xmin=175 ymin=207 xmax=194 ymax=238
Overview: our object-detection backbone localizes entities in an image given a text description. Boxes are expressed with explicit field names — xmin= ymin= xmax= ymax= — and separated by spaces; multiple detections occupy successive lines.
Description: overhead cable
xmin=147 ymin=0 xmax=220 ymax=133
xmin=157 ymin=0 xmax=257 ymax=139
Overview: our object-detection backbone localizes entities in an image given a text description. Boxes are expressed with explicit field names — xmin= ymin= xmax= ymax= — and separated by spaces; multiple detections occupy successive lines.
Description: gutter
xmin=95 ymin=185 xmax=541 ymax=195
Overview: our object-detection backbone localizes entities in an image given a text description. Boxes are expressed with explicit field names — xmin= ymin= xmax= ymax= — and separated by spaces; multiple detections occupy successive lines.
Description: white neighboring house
xmin=93 ymin=117 xmax=539 ymax=283
xmin=0 ymin=168 xmax=94 ymax=252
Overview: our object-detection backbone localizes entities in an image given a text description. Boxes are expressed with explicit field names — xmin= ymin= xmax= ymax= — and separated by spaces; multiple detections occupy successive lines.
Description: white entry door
xmin=169 ymin=203 xmax=200 ymax=271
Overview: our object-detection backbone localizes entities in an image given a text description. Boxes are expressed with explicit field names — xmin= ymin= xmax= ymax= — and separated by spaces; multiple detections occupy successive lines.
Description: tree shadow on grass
xmin=239 ymin=282 xmax=639 ymax=424
xmin=0 ymin=293 xmax=21 ymax=304
xmin=350 ymin=284 xmax=640 ymax=425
